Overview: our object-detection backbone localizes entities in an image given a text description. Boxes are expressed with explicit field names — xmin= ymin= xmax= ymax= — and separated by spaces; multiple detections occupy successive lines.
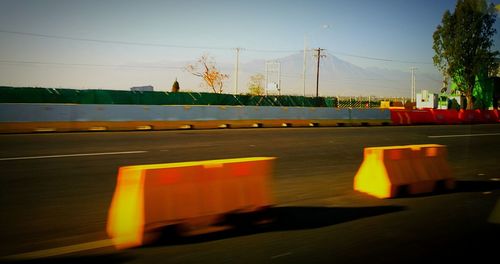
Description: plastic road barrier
xmin=107 ymin=157 xmax=276 ymax=249
xmin=353 ymin=144 xmax=454 ymax=198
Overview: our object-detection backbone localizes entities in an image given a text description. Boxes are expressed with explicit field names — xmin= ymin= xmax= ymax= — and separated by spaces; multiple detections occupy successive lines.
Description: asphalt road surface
xmin=1 ymin=124 xmax=499 ymax=263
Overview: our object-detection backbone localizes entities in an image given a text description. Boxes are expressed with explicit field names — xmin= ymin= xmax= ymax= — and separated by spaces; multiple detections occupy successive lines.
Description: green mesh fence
xmin=0 ymin=86 xmax=336 ymax=107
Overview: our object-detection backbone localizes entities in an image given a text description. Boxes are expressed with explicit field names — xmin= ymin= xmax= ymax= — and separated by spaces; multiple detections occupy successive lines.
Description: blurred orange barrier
xmin=353 ymin=144 xmax=454 ymax=198
xmin=488 ymin=199 xmax=500 ymax=224
xmin=107 ymin=157 xmax=276 ymax=249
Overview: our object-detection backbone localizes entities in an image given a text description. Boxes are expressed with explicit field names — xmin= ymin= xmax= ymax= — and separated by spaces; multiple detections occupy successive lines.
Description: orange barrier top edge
xmin=120 ymin=157 xmax=277 ymax=171
xmin=364 ymin=144 xmax=445 ymax=150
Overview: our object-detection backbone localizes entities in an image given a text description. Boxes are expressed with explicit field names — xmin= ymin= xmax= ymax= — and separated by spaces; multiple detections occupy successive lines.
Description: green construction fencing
xmin=0 ymin=86 xmax=335 ymax=107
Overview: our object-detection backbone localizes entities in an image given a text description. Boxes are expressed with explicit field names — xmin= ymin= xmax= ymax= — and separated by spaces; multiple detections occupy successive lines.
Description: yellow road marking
xmin=3 ymin=239 xmax=113 ymax=260
xmin=428 ymin=133 xmax=500 ymax=138
xmin=0 ymin=150 xmax=147 ymax=161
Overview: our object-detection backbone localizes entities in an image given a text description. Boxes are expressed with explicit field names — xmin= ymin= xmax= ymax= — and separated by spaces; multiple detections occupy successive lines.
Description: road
xmin=0 ymin=125 xmax=499 ymax=263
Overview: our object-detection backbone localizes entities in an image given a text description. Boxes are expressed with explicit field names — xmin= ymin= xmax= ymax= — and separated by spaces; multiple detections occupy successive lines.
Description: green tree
xmin=432 ymin=0 xmax=498 ymax=109
xmin=247 ymin=73 xmax=265 ymax=95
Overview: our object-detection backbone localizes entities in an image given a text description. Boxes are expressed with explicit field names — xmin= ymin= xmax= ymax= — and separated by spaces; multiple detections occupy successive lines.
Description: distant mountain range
xmin=142 ymin=52 xmax=442 ymax=97
xmin=234 ymin=52 xmax=442 ymax=97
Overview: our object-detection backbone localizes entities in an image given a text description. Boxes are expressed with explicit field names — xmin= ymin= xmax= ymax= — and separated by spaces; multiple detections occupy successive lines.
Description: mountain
xmin=130 ymin=52 xmax=442 ymax=97
xmin=236 ymin=52 xmax=441 ymax=97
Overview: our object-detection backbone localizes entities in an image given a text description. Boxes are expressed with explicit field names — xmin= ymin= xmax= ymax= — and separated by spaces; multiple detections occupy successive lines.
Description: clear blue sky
xmin=0 ymin=0 xmax=498 ymax=95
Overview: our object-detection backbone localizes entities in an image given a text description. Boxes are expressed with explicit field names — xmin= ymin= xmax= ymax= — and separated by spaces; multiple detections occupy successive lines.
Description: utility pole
xmin=278 ymin=61 xmax=282 ymax=95
xmin=235 ymin=48 xmax=240 ymax=94
xmin=410 ymin=67 xmax=417 ymax=102
xmin=314 ymin=48 xmax=326 ymax=98
xmin=303 ymin=36 xmax=307 ymax=97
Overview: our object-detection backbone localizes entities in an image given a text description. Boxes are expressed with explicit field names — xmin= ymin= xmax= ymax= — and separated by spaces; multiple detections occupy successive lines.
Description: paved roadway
xmin=0 ymin=124 xmax=499 ymax=263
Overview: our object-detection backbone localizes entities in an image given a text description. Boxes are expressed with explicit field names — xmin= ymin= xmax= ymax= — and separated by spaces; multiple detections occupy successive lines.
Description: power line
xmin=329 ymin=51 xmax=433 ymax=65
xmin=245 ymin=69 xmax=408 ymax=83
xmin=0 ymin=58 xmax=434 ymax=83
xmin=0 ymin=29 xmax=299 ymax=53
xmin=420 ymin=73 xmax=442 ymax=84
xmin=0 ymin=59 xmax=184 ymax=70
xmin=245 ymin=48 xmax=300 ymax=53
xmin=1 ymin=29 xmax=434 ymax=64
xmin=0 ymin=29 xmax=233 ymax=50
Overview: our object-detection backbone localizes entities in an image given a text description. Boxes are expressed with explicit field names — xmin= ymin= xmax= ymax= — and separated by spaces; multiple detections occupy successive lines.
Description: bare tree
xmin=186 ymin=54 xmax=229 ymax=93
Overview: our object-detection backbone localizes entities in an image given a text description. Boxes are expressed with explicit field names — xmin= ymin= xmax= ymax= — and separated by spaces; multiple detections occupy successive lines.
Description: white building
xmin=416 ymin=90 xmax=438 ymax=109
xmin=130 ymin=85 xmax=154 ymax=92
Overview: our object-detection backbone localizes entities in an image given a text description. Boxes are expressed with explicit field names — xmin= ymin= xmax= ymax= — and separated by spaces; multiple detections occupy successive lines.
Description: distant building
xmin=416 ymin=90 xmax=438 ymax=109
xmin=130 ymin=85 xmax=154 ymax=92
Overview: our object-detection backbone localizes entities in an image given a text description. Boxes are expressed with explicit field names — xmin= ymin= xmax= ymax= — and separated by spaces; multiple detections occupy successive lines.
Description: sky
xmin=0 ymin=0 xmax=499 ymax=97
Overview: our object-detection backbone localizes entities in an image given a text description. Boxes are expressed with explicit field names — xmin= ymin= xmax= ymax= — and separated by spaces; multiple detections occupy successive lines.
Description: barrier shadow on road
xmin=148 ymin=205 xmax=406 ymax=247
xmin=0 ymin=252 xmax=135 ymax=264
xmin=454 ymin=180 xmax=500 ymax=193
xmin=392 ymin=180 xmax=500 ymax=198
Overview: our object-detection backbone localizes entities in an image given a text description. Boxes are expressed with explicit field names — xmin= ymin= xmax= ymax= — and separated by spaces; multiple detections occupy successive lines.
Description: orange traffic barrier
xmin=107 ymin=157 xmax=276 ymax=249
xmin=353 ymin=144 xmax=454 ymax=198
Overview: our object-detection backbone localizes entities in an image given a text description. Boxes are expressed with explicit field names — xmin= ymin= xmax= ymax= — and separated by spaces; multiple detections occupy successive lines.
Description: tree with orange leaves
xmin=186 ymin=54 xmax=229 ymax=93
